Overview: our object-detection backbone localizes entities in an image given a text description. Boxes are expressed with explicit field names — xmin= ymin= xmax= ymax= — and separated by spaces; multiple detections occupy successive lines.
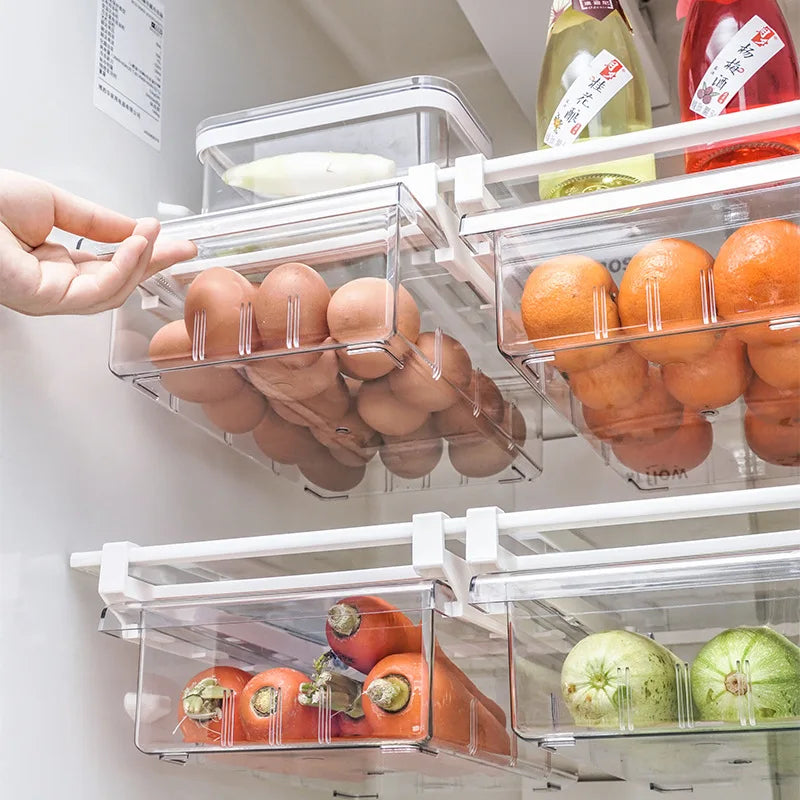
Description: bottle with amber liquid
xmin=678 ymin=0 xmax=800 ymax=173
xmin=537 ymin=0 xmax=656 ymax=200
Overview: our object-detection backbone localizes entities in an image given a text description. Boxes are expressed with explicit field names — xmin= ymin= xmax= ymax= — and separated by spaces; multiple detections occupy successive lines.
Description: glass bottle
xmin=678 ymin=0 xmax=800 ymax=173
xmin=537 ymin=0 xmax=656 ymax=200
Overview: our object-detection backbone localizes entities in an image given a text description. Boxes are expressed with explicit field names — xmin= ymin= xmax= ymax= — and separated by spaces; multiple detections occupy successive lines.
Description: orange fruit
xmin=748 ymin=341 xmax=800 ymax=390
xmin=714 ymin=219 xmax=800 ymax=345
xmin=744 ymin=376 xmax=800 ymax=425
xmin=583 ymin=366 xmax=683 ymax=443
xmin=662 ymin=332 xmax=748 ymax=410
xmin=618 ymin=238 xmax=717 ymax=364
xmin=745 ymin=410 xmax=800 ymax=467
xmin=569 ymin=344 xmax=648 ymax=410
xmin=612 ymin=411 xmax=713 ymax=478
xmin=520 ymin=255 xmax=620 ymax=373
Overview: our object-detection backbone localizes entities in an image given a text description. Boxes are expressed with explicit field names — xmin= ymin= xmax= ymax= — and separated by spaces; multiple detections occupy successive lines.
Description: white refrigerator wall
xmin=0 ymin=2 xmax=795 ymax=799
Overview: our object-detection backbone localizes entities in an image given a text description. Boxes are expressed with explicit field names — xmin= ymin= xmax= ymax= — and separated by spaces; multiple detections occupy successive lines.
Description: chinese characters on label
xmin=574 ymin=0 xmax=622 ymax=23
xmin=690 ymin=15 xmax=785 ymax=119
xmin=93 ymin=0 xmax=164 ymax=149
xmin=544 ymin=49 xmax=633 ymax=148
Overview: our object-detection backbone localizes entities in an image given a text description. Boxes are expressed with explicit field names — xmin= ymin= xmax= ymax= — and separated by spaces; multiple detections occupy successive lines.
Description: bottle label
xmin=550 ymin=0 xmax=628 ymax=31
xmin=689 ymin=16 xmax=786 ymax=119
xmin=573 ymin=0 xmax=620 ymax=21
xmin=544 ymin=49 xmax=634 ymax=148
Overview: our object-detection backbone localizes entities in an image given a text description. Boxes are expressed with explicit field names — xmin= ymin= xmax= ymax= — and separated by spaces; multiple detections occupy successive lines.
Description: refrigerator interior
xmin=1 ymin=1 xmax=799 ymax=800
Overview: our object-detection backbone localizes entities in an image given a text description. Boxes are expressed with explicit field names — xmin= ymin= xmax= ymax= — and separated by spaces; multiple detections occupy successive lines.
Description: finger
xmin=79 ymin=218 xmax=161 ymax=313
xmin=143 ymin=239 xmax=198 ymax=278
xmin=60 ymin=233 xmax=150 ymax=313
xmin=49 ymin=183 xmax=136 ymax=243
xmin=67 ymin=248 xmax=107 ymax=265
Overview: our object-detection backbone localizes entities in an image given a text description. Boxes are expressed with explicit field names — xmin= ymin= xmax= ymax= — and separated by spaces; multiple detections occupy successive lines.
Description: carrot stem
xmin=328 ymin=603 xmax=361 ymax=637
xmin=182 ymin=677 xmax=227 ymax=720
xmin=251 ymin=686 xmax=279 ymax=717
xmin=366 ymin=675 xmax=411 ymax=713
xmin=298 ymin=670 xmax=365 ymax=718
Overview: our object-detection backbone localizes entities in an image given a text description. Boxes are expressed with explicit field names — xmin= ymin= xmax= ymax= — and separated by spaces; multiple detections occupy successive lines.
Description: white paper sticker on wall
xmin=93 ymin=0 xmax=164 ymax=150
xmin=544 ymin=49 xmax=633 ymax=148
xmin=690 ymin=16 xmax=785 ymax=119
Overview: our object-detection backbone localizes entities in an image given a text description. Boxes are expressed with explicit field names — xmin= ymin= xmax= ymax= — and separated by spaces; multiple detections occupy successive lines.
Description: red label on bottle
xmin=573 ymin=0 xmax=621 ymax=21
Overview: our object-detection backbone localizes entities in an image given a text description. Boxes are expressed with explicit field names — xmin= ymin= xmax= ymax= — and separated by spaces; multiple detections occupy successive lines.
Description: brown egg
xmin=327 ymin=278 xmax=420 ymax=378
xmin=202 ymin=383 xmax=267 ymax=434
xmin=254 ymin=262 xmax=330 ymax=367
xmin=183 ymin=267 xmax=259 ymax=358
xmin=252 ymin=405 xmax=328 ymax=465
xmin=311 ymin=408 xmax=377 ymax=450
xmin=388 ymin=331 xmax=472 ymax=412
xmin=356 ymin=376 xmax=430 ymax=436
xmin=337 ymin=348 xmax=402 ymax=381
xmin=270 ymin=375 xmax=351 ymax=428
xmin=329 ymin=432 xmax=381 ymax=468
xmin=342 ymin=376 xmax=363 ymax=396
xmin=501 ymin=404 xmax=528 ymax=448
xmin=300 ymin=449 xmax=366 ymax=493
xmin=149 ymin=321 xmax=244 ymax=403
xmin=380 ymin=420 xmax=443 ymax=479
xmin=448 ymin=433 xmax=516 ymax=478
xmin=246 ymin=348 xmax=339 ymax=401
xmin=433 ymin=372 xmax=505 ymax=441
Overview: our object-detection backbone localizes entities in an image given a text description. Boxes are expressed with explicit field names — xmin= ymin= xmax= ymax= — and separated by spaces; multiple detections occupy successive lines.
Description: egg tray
xmin=110 ymin=184 xmax=543 ymax=498
xmin=463 ymin=161 xmax=800 ymax=492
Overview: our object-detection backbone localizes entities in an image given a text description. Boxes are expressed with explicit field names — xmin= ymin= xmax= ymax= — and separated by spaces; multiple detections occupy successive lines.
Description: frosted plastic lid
xmin=196 ymin=76 xmax=492 ymax=160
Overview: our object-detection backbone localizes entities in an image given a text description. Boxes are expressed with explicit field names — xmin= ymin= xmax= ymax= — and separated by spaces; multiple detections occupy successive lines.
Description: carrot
xmin=239 ymin=668 xmax=320 ymax=743
xmin=434 ymin=646 xmax=508 ymax=730
xmin=335 ymin=711 xmax=372 ymax=739
xmin=179 ymin=666 xmax=251 ymax=746
xmin=362 ymin=653 xmax=510 ymax=757
xmin=326 ymin=595 xmax=418 ymax=674
xmin=326 ymin=595 xmax=507 ymax=727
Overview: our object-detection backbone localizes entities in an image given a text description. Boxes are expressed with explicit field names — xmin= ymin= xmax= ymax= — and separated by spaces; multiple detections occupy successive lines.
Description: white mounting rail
xmin=71 ymin=484 xmax=799 ymax=615
xmin=447 ymin=98 xmax=800 ymax=198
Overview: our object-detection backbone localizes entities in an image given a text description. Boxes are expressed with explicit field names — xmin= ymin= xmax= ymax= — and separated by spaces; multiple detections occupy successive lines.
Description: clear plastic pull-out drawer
xmin=470 ymin=530 xmax=800 ymax=788
xmin=461 ymin=156 xmax=800 ymax=492
xmin=108 ymin=183 xmax=542 ymax=498
xmin=99 ymin=581 xmax=552 ymax=785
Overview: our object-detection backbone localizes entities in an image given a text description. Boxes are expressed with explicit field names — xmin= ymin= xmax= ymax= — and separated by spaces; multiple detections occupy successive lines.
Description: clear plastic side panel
xmin=202 ymin=114 xmax=423 ymax=212
xmin=507 ymin=558 xmax=800 ymax=784
xmin=135 ymin=586 xmax=435 ymax=756
xmin=495 ymin=172 xmax=800 ymax=490
xmin=200 ymin=106 xmax=474 ymax=213
xmin=109 ymin=185 xmax=543 ymax=497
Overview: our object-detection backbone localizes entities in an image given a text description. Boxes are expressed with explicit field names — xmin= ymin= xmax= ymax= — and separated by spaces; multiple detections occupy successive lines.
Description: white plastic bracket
xmin=97 ymin=541 xmax=152 ymax=606
xmin=412 ymin=512 xmax=471 ymax=619
xmin=466 ymin=507 xmax=516 ymax=572
xmin=405 ymin=162 xmax=495 ymax=303
xmin=454 ymin=153 xmax=500 ymax=216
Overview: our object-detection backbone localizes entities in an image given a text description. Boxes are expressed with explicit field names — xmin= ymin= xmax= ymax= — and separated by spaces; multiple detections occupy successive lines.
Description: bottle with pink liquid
xmin=678 ymin=0 xmax=800 ymax=173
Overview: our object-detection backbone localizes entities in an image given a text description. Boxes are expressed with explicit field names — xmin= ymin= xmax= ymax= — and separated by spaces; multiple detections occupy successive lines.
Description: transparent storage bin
xmin=101 ymin=582 xmax=546 ymax=783
xmin=197 ymin=76 xmax=492 ymax=213
xmin=109 ymin=183 xmax=542 ymax=498
xmin=470 ymin=530 xmax=800 ymax=789
xmin=461 ymin=157 xmax=800 ymax=491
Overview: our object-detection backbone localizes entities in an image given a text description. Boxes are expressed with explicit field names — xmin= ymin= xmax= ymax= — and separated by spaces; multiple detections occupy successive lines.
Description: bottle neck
xmin=550 ymin=0 xmax=631 ymax=32
xmin=677 ymin=0 xmax=740 ymax=21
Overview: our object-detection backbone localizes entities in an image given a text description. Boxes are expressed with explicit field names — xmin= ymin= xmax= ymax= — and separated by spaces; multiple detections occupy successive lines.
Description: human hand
xmin=0 ymin=169 xmax=197 ymax=315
